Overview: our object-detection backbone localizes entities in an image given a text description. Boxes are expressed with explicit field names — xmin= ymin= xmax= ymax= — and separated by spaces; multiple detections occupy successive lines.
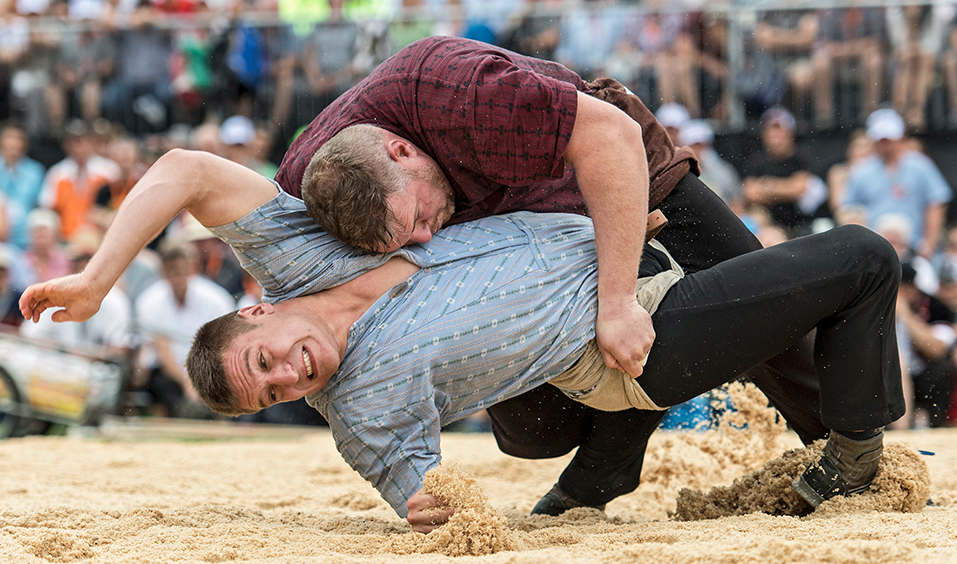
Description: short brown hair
xmin=301 ymin=124 xmax=405 ymax=251
xmin=186 ymin=310 xmax=258 ymax=416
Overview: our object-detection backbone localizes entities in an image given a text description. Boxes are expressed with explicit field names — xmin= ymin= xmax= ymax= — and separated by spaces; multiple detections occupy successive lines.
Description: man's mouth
xmin=303 ymin=347 xmax=314 ymax=380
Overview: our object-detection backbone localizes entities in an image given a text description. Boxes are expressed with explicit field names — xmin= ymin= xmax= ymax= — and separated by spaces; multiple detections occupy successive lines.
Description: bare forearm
xmin=923 ymin=204 xmax=946 ymax=253
xmin=154 ymin=337 xmax=190 ymax=389
xmin=83 ymin=150 xmax=274 ymax=297
xmin=745 ymin=173 xmax=809 ymax=205
xmin=565 ymin=92 xmax=648 ymax=300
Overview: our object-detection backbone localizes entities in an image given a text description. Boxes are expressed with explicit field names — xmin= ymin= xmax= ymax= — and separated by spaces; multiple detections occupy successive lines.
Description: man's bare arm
xmin=564 ymin=91 xmax=654 ymax=378
xmin=743 ymin=172 xmax=810 ymax=205
xmin=20 ymin=150 xmax=277 ymax=323
xmin=920 ymin=203 xmax=947 ymax=259
xmin=153 ymin=335 xmax=200 ymax=402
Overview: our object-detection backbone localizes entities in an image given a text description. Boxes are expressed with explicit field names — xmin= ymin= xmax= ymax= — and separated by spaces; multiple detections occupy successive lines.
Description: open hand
xmin=19 ymin=274 xmax=104 ymax=324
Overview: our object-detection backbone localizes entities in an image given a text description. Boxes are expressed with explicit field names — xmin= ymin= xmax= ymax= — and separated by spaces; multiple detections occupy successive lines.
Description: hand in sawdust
xmin=406 ymin=490 xmax=455 ymax=534
xmin=596 ymin=297 xmax=654 ymax=378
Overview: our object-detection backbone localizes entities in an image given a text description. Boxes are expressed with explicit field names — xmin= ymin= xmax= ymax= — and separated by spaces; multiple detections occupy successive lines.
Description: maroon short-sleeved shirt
xmin=276 ymin=36 xmax=697 ymax=223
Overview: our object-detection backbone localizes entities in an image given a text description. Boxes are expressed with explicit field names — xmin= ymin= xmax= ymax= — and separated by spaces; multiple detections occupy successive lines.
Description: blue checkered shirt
xmin=211 ymin=191 xmax=614 ymax=516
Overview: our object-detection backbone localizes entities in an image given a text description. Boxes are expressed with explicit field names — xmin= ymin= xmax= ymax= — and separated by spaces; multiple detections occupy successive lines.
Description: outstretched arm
xmin=565 ymin=91 xmax=654 ymax=379
xmin=20 ymin=149 xmax=278 ymax=323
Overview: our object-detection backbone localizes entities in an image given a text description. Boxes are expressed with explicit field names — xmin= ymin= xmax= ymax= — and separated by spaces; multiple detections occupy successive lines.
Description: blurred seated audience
xmin=39 ymin=119 xmax=119 ymax=239
xmin=189 ymin=120 xmax=225 ymax=156
xmin=886 ymin=4 xmax=956 ymax=131
xmin=554 ymin=0 xmax=624 ymax=80
xmin=179 ymin=212 xmax=246 ymax=301
xmin=678 ymin=119 xmax=741 ymax=212
xmin=753 ymin=7 xmax=819 ymax=124
xmin=654 ymin=103 xmax=690 ymax=145
xmin=742 ymin=106 xmax=828 ymax=236
xmin=896 ymin=261 xmax=956 ymax=428
xmin=812 ymin=7 xmax=885 ymax=129
xmin=694 ymin=12 xmax=731 ymax=121
xmin=499 ymin=0 xmax=561 ymax=62
xmin=49 ymin=8 xmax=114 ymax=132
xmin=299 ymin=0 xmax=363 ymax=119
xmin=843 ymin=108 xmax=951 ymax=259
xmin=219 ymin=115 xmax=278 ymax=178
xmin=389 ymin=0 xmax=438 ymax=53
xmin=134 ymin=237 xmax=235 ymax=417
xmin=90 ymin=135 xmax=147 ymax=231
xmin=934 ymin=224 xmax=957 ymax=282
xmin=944 ymin=24 xmax=957 ymax=126
xmin=875 ymin=213 xmax=939 ymax=296
xmin=236 ymin=269 xmax=263 ymax=309
xmin=0 ymin=245 xmax=24 ymax=327
xmin=9 ymin=0 xmax=61 ymax=139
xmin=826 ymin=128 xmax=872 ymax=213
xmin=0 ymin=123 xmax=46 ymax=249
xmin=101 ymin=0 xmax=174 ymax=134
xmin=22 ymin=208 xmax=70 ymax=284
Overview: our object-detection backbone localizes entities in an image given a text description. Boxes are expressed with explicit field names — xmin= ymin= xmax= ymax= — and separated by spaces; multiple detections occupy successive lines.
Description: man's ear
xmin=237 ymin=302 xmax=275 ymax=319
xmin=385 ymin=136 xmax=417 ymax=163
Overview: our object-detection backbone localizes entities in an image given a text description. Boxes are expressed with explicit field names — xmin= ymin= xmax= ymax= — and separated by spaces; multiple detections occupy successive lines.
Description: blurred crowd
xmin=4 ymin=0 xmax=957 ymax=142
xmin=1 ymin=0 xmax=956 ymax=429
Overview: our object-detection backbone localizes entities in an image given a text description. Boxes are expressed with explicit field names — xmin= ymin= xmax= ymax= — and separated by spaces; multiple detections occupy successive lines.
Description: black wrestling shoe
xmin=530 ymin=484 xmax=606 ymax=516
xmin=792 ymin=430 xmax=883 ymax=508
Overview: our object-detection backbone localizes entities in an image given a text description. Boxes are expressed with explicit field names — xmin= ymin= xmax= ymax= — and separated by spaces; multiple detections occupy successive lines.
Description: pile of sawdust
xmin=639 ymin=381 xmax=789 ymax=497
xmin=386 ymin=464 xmax=518 ymax=556
xmin=674 ymin=441 xmax=931 ymax=520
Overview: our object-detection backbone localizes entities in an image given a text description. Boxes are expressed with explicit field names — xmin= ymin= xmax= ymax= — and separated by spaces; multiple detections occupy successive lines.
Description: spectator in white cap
xmin=219 ymin=115 xmax=278 ymax=179
xmin=844 ymin=108 xmax=952 ymax=259
xmin=23 ymin=208 xmax=71 ymax=284
xmin=678 ymin=120 xmax=741 ymax=211
xmin=654 ymin=103 xmax=690 ymax=143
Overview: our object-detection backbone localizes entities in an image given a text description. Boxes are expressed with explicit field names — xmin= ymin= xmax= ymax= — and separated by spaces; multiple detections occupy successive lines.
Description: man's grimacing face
xmin=224 ymin=304 xmax=341 ymax=412
xmin=379 ymin=165 xmax=456 ymax=253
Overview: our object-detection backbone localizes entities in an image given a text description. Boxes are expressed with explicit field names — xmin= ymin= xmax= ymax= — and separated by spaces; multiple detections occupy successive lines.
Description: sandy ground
xmin=1 ymin=392 xmax=955 ymax=563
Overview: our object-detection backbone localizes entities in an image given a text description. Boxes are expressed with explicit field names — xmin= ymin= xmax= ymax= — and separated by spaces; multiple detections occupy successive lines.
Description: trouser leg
xmin=486 ymin=374 xmax=665 ymax=506
xmin=656 ymin=174 xmax=828 ymax=443
xmin=642 ymin=225 xmax=905 ymax=431
xmin=556 ymin=408 xmax=666 ymax=506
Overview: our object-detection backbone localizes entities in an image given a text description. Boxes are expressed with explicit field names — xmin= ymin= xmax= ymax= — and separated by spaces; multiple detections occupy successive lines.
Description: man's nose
xmin=272 ymin=362 xmax=300 ymax=386
xmin=409 ymin=222 xmax=433 ymax=244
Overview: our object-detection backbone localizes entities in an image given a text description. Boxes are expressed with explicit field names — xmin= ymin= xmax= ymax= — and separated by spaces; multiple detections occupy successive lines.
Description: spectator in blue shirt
xmin=844 ymin=108 xmax=951 ymax=259
xmin=0 ymin=124 xmax=46 ymax=249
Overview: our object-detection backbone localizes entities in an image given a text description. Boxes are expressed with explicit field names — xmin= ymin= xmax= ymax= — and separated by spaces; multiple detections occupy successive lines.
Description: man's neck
xmin=880 ymin=150 xmax=901 ymax=167
xmin=295 ymin=257 xmax=421 ymax=354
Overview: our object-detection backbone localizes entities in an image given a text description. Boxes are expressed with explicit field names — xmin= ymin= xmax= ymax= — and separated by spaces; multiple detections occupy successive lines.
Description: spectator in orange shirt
xmin=38 ymin=120 xmax=119 ymax=238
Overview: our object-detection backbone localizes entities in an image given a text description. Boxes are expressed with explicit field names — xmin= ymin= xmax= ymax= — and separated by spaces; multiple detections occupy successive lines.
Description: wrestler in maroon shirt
xmin=275 ymin=37 xmax=828 ymax=530
xmin=281 ymin=35 xmax=691 ymax=395
xmin=276 ymin=37 xmax=695 ymax=222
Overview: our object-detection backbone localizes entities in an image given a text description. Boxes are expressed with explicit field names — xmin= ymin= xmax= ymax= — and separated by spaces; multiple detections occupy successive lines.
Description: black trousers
xmin=486 ymin=174 xmax=901 ymax=506
xmin=645 ymin=224 xmax=904 ymax=431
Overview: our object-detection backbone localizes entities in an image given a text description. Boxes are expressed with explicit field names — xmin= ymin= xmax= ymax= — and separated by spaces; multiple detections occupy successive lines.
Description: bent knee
xmin=833 ymin=224 xmax=901 ymax=285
